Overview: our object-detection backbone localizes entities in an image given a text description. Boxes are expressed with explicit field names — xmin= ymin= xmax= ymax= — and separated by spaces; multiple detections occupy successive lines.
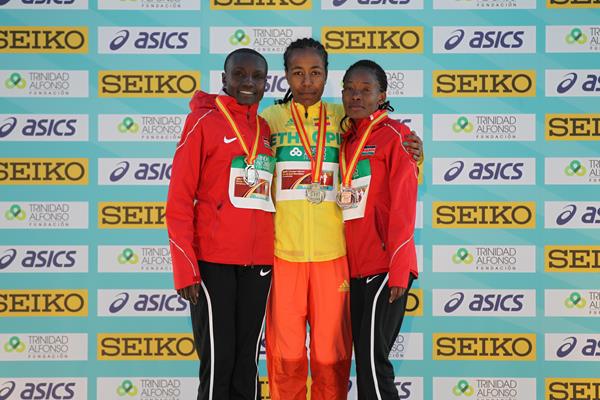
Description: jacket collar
xmin=290 ymin=99 xmax=324 ymax=120
xmin=346 ymin=109 xmax=387 ymax=139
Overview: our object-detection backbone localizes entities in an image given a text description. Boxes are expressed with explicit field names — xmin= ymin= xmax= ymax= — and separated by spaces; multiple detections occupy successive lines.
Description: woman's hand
xmin=403 ymin=131 xmax=423 ymax=161
xmin=389 ymin=286 xmax=407 ymax=303
xmin=177 ymin=283 xmax=200 ymax=305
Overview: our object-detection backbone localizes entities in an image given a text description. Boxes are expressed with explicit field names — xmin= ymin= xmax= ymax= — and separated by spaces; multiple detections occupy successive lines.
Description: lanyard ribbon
xmin=215 ymin=96 xmax=260 ymax=165
xmin=290 ymin=100 xmax=327 ymax=184
xmin=340 ymin=111 xmax=388 ymax=187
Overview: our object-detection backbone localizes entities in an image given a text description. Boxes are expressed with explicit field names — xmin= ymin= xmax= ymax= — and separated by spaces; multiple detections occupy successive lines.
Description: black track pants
xmin=350 ymin=273 xmax=414 ymax=400
xmin=190 ymin=261 xmax=272 ymax=400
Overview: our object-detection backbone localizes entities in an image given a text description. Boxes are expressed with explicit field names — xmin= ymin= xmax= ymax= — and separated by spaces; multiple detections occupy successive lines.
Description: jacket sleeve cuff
xmin=388 ymin=242 xmax=417 ymax=288
xmin=389 ymin=266 xmax=411 ymax=289
xmin=169 ymin=241 xmax=201 ymax=290
xmin=174 ymin=273 xmax=201 ymax=291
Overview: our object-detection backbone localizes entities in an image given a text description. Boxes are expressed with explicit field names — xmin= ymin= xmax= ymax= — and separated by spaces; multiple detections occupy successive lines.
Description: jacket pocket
xmin=374 ymin=208 xmax=387 ymax=251
xmin=208 ymin=200 xmax=223 ymax=242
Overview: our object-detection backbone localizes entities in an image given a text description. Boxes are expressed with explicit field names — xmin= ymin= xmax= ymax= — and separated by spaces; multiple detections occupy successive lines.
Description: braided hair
xmin=277 ymin=38 xmax=329 ymax=105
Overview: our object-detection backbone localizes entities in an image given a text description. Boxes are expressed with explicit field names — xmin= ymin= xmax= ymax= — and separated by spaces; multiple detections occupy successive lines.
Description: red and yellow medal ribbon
xmin=215 ymin=96 xmax=260 ymax=165
xmin=290 ymin=100 xmax=327 ymax=184
xmin=340 ymin=111 xmax=388 ymax=187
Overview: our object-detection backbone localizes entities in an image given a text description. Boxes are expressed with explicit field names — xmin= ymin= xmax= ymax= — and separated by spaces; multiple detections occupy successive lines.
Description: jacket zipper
xmin=249 ymin=109 xmax=255 ymax=266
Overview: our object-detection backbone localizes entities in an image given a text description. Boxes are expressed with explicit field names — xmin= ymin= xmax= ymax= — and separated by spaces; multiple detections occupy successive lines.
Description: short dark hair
xmin=343 ymin=59 xmax=394 ymax=112
xmin=224 ymin=48 xmax=268 ymax=72
xmin=340 ymin=60 xmax=394 ymax=131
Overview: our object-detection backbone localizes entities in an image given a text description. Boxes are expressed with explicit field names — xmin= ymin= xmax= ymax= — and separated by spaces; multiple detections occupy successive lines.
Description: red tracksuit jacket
xmin=343 ymin=112 xmax=419 ymax=288
xmin=166 ymin=91 xmax=274 ymax=290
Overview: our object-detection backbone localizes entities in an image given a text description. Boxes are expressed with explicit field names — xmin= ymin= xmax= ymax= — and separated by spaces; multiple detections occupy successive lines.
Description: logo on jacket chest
xmin=362 ymin=145 xmax=377 ymax=156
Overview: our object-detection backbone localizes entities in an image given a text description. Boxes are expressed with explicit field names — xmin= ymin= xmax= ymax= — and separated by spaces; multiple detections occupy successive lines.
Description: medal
xmin=244 ymin=164 xmax=259 ymax=187
xmin=290 ymin=100 xmax=328 ymax=204
xmin=338 ymin=111 xmax=388 ymax=209
xmin=336 ymin=186 xmax=357 ymax=209
xmin=216 ymin=96 xmax=261 ymax=188
xmin=306 ymin=182 xmax=325 ymax=204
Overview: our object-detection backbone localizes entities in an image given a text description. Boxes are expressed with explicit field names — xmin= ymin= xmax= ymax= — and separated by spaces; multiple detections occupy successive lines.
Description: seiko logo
xmin=98 ymin=203 xmax=166 ymax=227
xmin=322 ymin=27 xmax=422 ymax=52
xmin=546 ymin=114 xmax=600 ymax=138
xmin=546 ymin=247 xmax=600 ymax=270
xmin=0 ymin=159 xmax=87 ymax=183
xmin=435 ymin=334 xmax=535 ymax=359
xmin=212 ymin=0 xmax=309 ymax=6
xmin=444 ymin=29 xmax=525 ymax=50
xmin=434 ymin=71 xmax=535 ymax=96
xmin=549 ymin=0 xmax=600 ymax=6
xmin=98 ymin=335 xmax=195 ymax=358
xmin=0 ymin=28 xmax=86 ymax=51
xmin=0 ymin=291 xmax=86 ymax=314
xmin=109 ymin=30 xmax=189 ymax=51
xmin=443 ymin=292 xmax=525 ymax=313
xmin=443 ymin=161 xmax=524 ymax=181
xmin=99 ymin=72 xmax=198 ymax=96
xmin=434 ymin=202 xmax=535 ymax=227
xmin=546 ymin=379 xmax=600 ymax=400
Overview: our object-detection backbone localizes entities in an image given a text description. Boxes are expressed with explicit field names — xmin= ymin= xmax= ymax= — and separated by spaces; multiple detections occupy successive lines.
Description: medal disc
xmin=306 ymin=183 xmax=325 ymax=204
xmin=336 ymin=187 xmax=357 ymax=209
xmin=243 ymin=165 xmax=259 ymax=187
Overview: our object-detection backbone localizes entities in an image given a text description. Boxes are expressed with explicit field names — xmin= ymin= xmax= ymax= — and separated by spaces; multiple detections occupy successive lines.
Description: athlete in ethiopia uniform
xmin=260 ymin=39 xmax=423 ymax=400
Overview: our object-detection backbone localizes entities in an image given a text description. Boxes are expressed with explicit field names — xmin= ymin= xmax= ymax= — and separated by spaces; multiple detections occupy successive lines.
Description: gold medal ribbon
xmin=215 ymin=96 xmax=260 ymax=165
xmin=290 ymin=100 xmax=327 ymax=184
xmin=340 ymin=111 xmax=388 ymax=187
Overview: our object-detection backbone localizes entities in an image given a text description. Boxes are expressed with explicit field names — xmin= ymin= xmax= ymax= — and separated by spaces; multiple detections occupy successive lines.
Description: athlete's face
xmin=285 ymin=48 xmax=327 ymax=108
xmin=342 ymin=68 xmax=386 ymax=120
xmin=222 ymin=53 xmax=267 ymax=105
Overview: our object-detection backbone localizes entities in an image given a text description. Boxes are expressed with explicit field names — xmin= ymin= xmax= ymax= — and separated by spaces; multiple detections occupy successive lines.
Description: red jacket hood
xmin=189 ymin=90 xmax=260 ymax=116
